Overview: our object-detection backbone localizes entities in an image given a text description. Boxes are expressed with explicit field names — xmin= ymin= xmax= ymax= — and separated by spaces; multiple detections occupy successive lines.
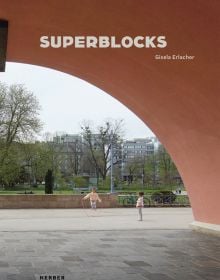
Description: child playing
xmin=136 ymin=192 xmax=144 ymax=221
xmin=82 ymin=187 xmax=102 ymax=209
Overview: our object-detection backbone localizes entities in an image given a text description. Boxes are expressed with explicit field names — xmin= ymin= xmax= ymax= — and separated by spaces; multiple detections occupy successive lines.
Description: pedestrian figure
xmin=82 ymin=187 xmax=102 ymax=209
xmin=136 ymin=192 xmax=144 ymax=221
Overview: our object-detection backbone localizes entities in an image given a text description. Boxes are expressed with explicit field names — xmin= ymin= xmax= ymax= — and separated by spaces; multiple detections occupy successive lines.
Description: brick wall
xmin=0 ymin=194 xmax=118 ymax=208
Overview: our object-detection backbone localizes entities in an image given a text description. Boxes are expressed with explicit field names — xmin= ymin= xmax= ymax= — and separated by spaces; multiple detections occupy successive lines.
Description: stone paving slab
xmin=0 ymin=230 xmax=218 ymax=280
xmin=0 ymin=208 xmax=193 ymax=231
xmin=0 ymin=208 xmax=219 ymax=279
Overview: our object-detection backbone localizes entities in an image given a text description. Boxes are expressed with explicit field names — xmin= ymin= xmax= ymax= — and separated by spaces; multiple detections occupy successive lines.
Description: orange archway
xmin=0 ymin=0 xmax=219 ymax=227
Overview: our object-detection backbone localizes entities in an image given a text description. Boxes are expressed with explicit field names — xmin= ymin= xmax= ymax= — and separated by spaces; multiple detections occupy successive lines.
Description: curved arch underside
xmin=0 ymin=0 xmax=220 ymax=224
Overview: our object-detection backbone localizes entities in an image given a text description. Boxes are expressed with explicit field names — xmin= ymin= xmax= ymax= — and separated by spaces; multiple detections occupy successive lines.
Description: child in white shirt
xmin=136 ymin=192 xmax=144 ymax=221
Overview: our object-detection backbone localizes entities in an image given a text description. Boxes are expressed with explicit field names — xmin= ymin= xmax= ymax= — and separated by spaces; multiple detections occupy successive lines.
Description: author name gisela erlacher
xmin=155 ymin=54 xmax=195 ymax=60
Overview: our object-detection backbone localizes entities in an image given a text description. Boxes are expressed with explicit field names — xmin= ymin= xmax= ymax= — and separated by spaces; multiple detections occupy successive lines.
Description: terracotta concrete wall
xmin=0 ymin=0 xmax=219 ymax=224
xmin=0 ymin=194 xmax=118 ymax=209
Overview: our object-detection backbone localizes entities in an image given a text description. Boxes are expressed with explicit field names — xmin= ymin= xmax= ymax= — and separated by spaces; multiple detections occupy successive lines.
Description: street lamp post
xmin=110 ymin=130 xmax=114 ymax=193
xmin=121 ymin=142 xmax=124 ymax=182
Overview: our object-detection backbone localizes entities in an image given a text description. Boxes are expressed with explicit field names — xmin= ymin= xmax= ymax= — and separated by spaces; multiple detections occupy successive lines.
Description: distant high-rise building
xmin=52 ymin=134 xmax=83 ymax=176
xmin=53 ymin=134 xmax=82 ymax=144
xmin=122 ymin=138 xmax=154 ymax=160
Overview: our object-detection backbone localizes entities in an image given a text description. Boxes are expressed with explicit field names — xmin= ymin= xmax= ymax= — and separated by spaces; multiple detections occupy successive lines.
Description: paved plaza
xmin=0 ymin=208 xmax=219 ymax=280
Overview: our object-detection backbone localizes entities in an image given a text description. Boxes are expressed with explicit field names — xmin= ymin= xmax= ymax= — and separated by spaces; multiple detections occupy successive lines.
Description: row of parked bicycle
xmin=118 ymin=191 xmax=190 ymax=207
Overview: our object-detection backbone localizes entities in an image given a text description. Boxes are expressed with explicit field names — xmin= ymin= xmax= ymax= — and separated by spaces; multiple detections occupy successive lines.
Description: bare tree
xmin=66 ymin=141 xmax=82 ymax=176
xmin=157 ymin=144 xmax=179 ymax=187
xmin=123 ymin=156 xmax=143 ymax=184
xmin=81 ymin=120 xmax=124 ymax=181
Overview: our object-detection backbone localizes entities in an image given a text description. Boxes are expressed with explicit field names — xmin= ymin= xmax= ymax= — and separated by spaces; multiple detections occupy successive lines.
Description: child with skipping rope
xmin=82 ymin=187 xmax=102 ymax=209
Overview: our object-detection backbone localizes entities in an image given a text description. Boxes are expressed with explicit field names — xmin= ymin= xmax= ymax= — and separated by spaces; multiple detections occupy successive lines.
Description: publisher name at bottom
xmin=155 ymin=54 xmax=195 ymax=60
xmin=39 ymin=275 xmax=64 ymax=280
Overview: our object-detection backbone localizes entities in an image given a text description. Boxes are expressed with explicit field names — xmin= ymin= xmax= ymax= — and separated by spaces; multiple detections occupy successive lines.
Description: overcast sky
xmin=0 ymin=62 xmax=154 ymax=139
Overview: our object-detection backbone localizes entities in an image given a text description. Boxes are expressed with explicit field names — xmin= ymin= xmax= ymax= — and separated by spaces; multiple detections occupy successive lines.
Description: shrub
xmin=151 ymin=190 xmax=176 ymax=204
xmin=73 ymin=176 xmax=89 ymax=188
xmin=45 ymin=169 xmax=54 ymax=194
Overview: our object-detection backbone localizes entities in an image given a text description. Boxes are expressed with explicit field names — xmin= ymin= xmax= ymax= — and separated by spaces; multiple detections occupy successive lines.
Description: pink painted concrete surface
xmin=0 ymin=0 xmax=219 ymax=224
